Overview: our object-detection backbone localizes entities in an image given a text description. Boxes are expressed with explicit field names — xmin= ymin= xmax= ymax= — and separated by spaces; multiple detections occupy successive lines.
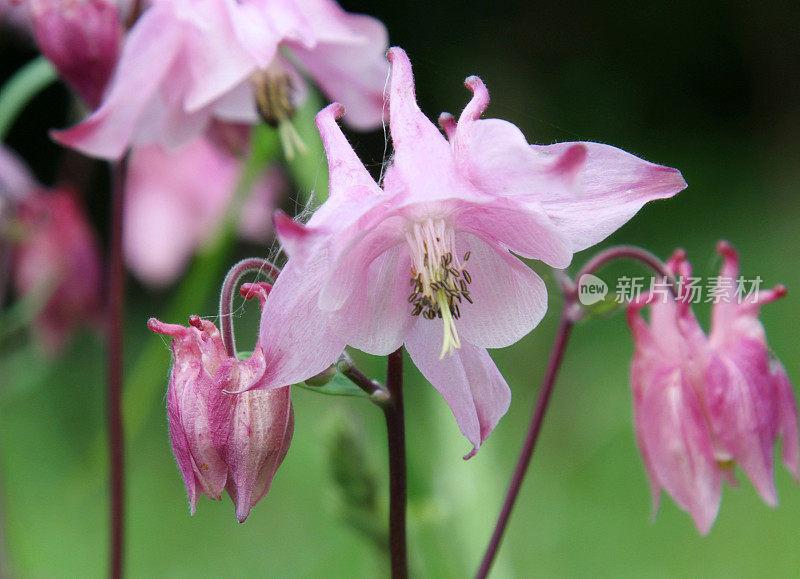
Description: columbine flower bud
xmin=627 ymin=245 xmax=798 ymax=534
xmin=148 ymin=283 xmax=293 ymax=522
xmin=31 ymin=0 xmax=122 ymax=107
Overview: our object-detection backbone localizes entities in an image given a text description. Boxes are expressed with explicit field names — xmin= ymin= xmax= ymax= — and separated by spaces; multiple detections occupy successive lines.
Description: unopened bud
xmin=305 ymin=364 xmax=338 ymax=387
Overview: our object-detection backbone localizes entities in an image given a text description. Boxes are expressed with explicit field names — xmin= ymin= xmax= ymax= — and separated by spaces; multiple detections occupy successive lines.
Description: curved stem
xmin=0 ymin=57 xmax=57 ymax=143
xmin=476 ymin=312 xmax=574 ymax=579
xmin=383 ymin=348 xmax=407 ymax=579
xmin=107 ymin=158 xmax=127 ymax=579
xmin=477 ymin=245 xmax=674 ymax=577
xmin=339 ymin=355 xmax=386 ymax=400
xmin=218 ymin=258 xmax=280 ymax=358
xmin=571 ymin=245 xmax=678 ymax=300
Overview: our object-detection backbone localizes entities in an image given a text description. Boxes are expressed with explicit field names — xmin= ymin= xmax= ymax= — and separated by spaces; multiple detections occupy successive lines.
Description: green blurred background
xmin=2 ymin=0 xmax=799 ymax=576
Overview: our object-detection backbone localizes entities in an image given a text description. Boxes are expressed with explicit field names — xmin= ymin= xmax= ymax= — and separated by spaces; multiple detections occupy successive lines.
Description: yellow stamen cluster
xmin=405 ymin=219 xmax=473 ymax=358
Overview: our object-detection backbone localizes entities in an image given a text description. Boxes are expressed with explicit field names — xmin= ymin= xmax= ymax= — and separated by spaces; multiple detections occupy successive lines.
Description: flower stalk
xmin=219 ymin=258 xmax=280 ymax=358
xmin=107 ymin=157 xmax=127 ymax=579
xmin=338 ymin=350 xmax=407 ymax=577
xmin=476 ymin=246 xmax=677 ymax=578
xmin=383 ymin=348 xmax=407 ymax=579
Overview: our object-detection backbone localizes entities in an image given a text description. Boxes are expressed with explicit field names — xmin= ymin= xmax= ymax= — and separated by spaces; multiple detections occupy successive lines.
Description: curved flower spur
xmin=251 ymin=46 xmax=686 ymax=458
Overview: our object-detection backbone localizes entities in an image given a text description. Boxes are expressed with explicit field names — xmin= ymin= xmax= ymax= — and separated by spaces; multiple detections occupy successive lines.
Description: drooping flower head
xmin=627 ymin=244 xmax=797 ymax=534
xmin=54 ymin=0 xmax=390 ymax=159
xmin=252 ymin=47 xmax=686 ymax=457
xmin=124 ymin=133 xmax=286 ymax=287
xmin=148 ymin=282 xmax=293 ymax=522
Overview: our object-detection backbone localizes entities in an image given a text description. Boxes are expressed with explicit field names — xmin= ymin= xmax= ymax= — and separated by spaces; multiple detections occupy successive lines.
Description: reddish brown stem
xmin=476 ymin=245 xmax=675 ymax=577
xmin=107 ymin=158 xmax=127 ymax=579
xmin=218 ymin=258 xmax=280 ymax=358
xmin=475 ymin=313 xmax=574 ymax=578
xmin=383 ymin=348 xmax=407 ymax=579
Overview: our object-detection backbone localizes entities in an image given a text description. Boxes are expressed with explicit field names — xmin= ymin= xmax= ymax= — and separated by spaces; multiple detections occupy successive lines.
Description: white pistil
xmin=405 ymin=218 xmax=472 ymax=359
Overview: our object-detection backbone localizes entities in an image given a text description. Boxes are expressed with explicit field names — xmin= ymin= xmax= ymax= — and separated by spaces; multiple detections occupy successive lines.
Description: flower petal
xmin=453 ymin=232 xmax=548 ymax=349
xmin=254 ymin=254 xmax=347 ymax=390
xmin=181 ymin=1 xmax=258 ymax=113
xmin=706 ymin=343 xmax=779 ymax=506
xmin=288 ymin=11 xmax=388 ymax=130
xmin=451 ymin=76 xmax=686 ymax=252
xmin=534 ymin=142 xmax=686 ymax=251
xmin=454 ymin=199 xmax=573 ymax=268
xmin=772 ymin=359 xmax=799 ymax=480
xmin=639 ymin=366 xmax=721 ymax=535
xmin=51 ymin=4 xmax=185 ymax=159
xmin=385 ymin=47 xmax=459 ymax=200
xmin=336 ymin=244 xmax=416 ymax=356
xmin=404 ymin=323 xmax=511 ymax=458
xmin=223 ymin=386 xmax=293 ymax=523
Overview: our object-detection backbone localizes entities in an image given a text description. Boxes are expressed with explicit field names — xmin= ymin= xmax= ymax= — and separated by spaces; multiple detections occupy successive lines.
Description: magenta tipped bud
xmin=149 ymin=290 xmax=293 ymax=521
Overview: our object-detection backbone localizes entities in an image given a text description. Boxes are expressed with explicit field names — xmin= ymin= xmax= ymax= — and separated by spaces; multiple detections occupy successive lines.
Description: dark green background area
xmin=1 ymin=1 xmax=799 ymax=576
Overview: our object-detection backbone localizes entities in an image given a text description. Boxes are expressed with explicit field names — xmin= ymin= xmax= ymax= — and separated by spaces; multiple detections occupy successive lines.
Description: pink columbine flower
xmin=627 ymin=245 xmax=798 ymax=534
xmin=124 ymin=132 xmax=285 ymax=287
xmin=148 ymin=283 xmax=293 ymax=523
xmin=12 ymin=188 xmax=103 ymax=353
xmin=30 ymin=0 xmax=123 ymax=108
xmin=250 ymin=47 xmax=685 ymax=457
xmin=53 ymin=0 xmax=389 ymax=160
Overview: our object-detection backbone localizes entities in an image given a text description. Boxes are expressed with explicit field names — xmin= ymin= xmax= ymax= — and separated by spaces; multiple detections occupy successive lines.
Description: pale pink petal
xmin=254 ymin=254 xmax=347 ymax=390
xmin=336 ymin=244 xmax=416 ymax=356
xmin=316 ymin=211 xmax=406 ymax=312
xmin=533 ymin=142 xmax=686 ymax=251
xmin=452 ymin=76 xmax=587 ymax=202
xmin=226 ymin=1 xmax=285 ymax=66
xmin=123 ymin=182 xmax=197 ymax=286
xmin=453 ymin=199 xmax=573 ymax=268
xmin=640 ymin=366 xmax=721 ymax=535
xmin=237 ymin=166 xmax=284 ymax=242
xmin=0 ymin=145 xmax=37 ymax=203
xmin=308 ymin=103 xmax=386 ymax=228
xmin=453 ymin=232 xmax=548 ymax=349
xmin=209 ymin=78 xmax=260 ymax=124
xmin=288 ymin=12 xmax=388 ymax=130
xmin=52 ymin=4 xmax=186 ymax=159
xmin=450 ymin=75 xmax=686 ymax=252
xmin=181 ymin=1 xmax=258 ymax=113
xmin=706 ymin=343 xmax=778 ymax=506
xmin=123 ymin=138 xmax=237 ymax=286
xmin=404 ymin=323 xmax=511 ymax=458
xmin=772 ymin=359 xmax=799 ymax=480
xmin=385 ymin=47 xmax=458 ymax=198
